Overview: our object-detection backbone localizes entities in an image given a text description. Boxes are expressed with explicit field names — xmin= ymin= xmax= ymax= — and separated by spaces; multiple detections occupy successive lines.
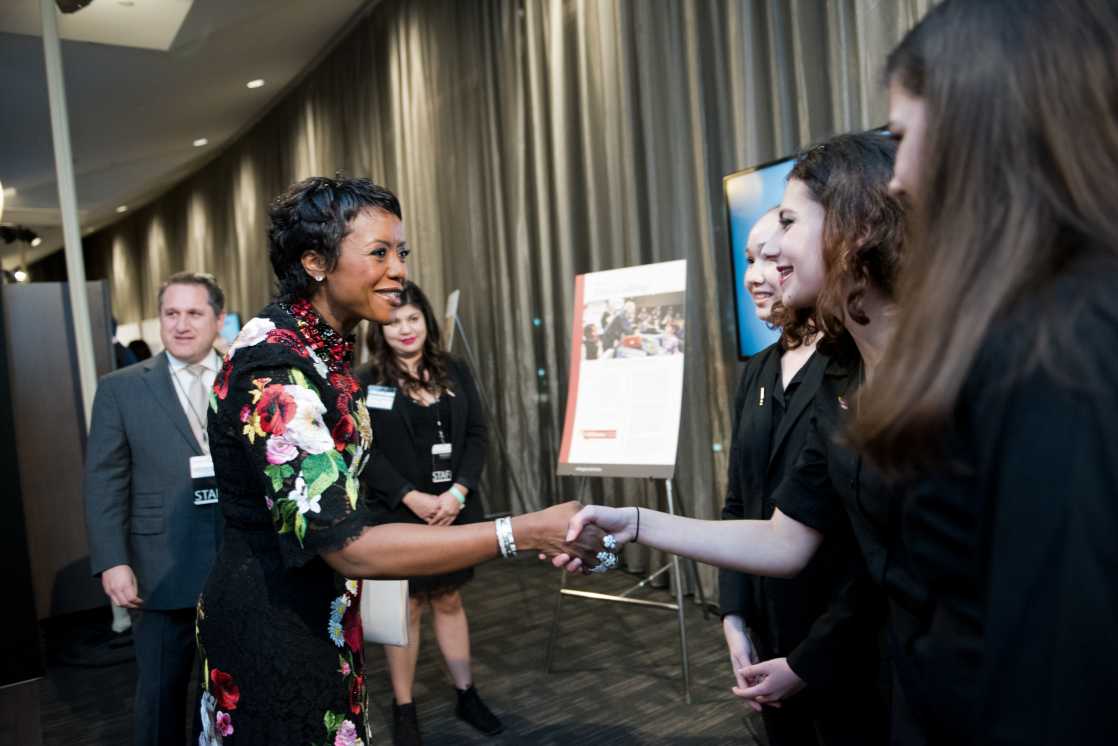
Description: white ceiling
xmin=0 ymin=0 xmax=372 ymax=269
xmin=1 ymin=0 xmax=196 ymax=51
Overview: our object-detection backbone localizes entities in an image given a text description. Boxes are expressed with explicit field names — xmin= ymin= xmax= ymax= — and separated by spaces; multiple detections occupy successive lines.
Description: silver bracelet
xmin=495 ymin=516 xmax=517 ymax=559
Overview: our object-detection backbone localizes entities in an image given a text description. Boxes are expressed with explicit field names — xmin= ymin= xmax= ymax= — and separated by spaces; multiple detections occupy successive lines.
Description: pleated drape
xmin=83 ymin=0 xmax=933 ymax=602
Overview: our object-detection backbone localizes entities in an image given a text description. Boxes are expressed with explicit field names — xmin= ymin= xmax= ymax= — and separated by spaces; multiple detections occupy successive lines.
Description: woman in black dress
xmin=197 ymin=177 xmax=600 ymax=746
xmin=356 ymin=282 xmax=500 ymax=744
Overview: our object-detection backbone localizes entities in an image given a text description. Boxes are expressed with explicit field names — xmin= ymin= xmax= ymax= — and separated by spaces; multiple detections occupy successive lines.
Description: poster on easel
xmin=557 ymin=259 xmax=687 ymax=479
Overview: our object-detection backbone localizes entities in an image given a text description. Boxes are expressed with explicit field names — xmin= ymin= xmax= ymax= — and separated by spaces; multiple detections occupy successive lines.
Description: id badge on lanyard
xmin=190 ymin=455 xmax=219 ymax=506
xmin=432 ymin=443 xmax=453 ymax=484
xmin=366 ymin=385 xmax=396 ymax=410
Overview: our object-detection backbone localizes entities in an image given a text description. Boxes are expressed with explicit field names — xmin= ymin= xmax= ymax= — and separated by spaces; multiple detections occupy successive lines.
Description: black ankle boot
xmin=455 ymin=685 xmax=504 ymax=736
xmin=392 ymin=700 xmax=423 ymax=746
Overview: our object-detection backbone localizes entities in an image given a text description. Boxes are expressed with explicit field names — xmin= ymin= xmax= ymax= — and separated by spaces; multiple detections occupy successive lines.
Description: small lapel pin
xmin=758 ymin=386 xmax=765 ymax=407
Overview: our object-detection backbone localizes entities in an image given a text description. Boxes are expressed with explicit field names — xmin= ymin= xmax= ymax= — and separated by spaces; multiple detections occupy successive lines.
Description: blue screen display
xmin=724 ymin=157 xmax=794 ymax=358
xmin=221 ymin=312 xmax=241 ymax=344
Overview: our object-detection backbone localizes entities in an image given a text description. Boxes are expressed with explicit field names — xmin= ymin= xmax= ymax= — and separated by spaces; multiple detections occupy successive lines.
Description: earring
xmin=312 ymin=274 xmax=325 ymax=282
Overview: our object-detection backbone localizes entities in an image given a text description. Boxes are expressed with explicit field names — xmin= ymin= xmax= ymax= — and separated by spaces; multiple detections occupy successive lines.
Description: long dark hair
xmin=365 ymin=282 xmax=453 ymax=395
xmin=786 ymin=132 xmax=905 ymax=355
xmin=853 ymin=0 xmax=1118 ymax=473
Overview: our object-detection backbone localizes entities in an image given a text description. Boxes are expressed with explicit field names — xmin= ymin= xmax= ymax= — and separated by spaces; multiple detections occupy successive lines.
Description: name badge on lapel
xmin=190 ymin=455 xmax=219 ymax=506
xmin=431 ymin=443 xmax=453 ymax=484
xmin=366 ymin=385 xmax=396 ymax=410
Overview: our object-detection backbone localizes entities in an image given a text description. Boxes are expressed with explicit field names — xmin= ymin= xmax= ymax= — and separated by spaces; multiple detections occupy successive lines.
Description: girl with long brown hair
xmin=855 ymin=0 xmax=1118 ymax=742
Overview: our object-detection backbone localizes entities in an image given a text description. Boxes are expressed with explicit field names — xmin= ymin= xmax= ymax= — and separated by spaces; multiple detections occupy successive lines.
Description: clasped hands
xmin=403 ymin=485 xmax=466 ymax=526
xmin=723 ymin=615 xmax=805 ymax=709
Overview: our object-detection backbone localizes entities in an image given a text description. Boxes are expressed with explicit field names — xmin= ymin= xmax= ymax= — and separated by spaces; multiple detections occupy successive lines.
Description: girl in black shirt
xmin=719 ymin=176 xmax=888 ymax=745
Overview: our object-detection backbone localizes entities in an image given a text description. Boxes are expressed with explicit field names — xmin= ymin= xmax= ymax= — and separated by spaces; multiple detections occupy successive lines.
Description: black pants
xmin=753 ymin=637 xmax=888 ymax=746
xmin=132 ymin=607 xmax=196 ymax=746
xmin=760 ymin=688 xmax=888 ymax=746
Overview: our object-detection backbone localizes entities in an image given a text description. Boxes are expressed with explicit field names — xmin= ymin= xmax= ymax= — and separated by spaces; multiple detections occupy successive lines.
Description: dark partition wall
xmin=0 ymin=286 xmax=45 ymax=685
xmin=2 ymin=281 xmax=115 ymax=620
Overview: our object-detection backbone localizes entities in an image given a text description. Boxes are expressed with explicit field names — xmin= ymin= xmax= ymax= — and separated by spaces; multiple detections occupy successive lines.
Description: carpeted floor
xmin=36 ymin=558 xmax=765 ymax=744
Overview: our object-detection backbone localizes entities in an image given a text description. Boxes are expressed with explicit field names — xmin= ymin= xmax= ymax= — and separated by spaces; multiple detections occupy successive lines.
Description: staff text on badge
xmin=190 ymin=455 xmax=219 ymax=506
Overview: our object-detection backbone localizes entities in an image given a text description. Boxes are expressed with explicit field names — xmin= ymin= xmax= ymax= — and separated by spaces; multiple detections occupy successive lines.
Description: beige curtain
xmin=84 ymin=0 xmax=932 ymax=602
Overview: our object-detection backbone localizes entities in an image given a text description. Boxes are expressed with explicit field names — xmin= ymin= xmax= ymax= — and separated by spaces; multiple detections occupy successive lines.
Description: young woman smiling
xmin=719 ymin=198 xmax=888 ymax=746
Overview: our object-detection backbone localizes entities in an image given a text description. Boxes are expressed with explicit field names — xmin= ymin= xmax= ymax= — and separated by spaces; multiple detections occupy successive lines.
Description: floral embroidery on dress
xmin=201 ymin=301 xmax=376 ymax=744
xmin=196 ymin=598 xmax=240 ymax=746
xmin=322 ymin=712 xmax=364 ymax=746
xmin=331 ymin=719 xmax=362 ymax=746
xmin=320 ymin=579 xmax=366 ymax=746
xmin=226 ymin=370 xmax=351 ymax=544
xmin=198 ymin=669 xmax=240 ymax=744
xmin=213 ymin=302 xmax=371 ymax=545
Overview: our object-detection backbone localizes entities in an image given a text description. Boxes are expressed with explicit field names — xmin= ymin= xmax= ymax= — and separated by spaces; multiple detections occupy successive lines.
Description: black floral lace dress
xmin=196 ymin=299 xmax=375 ymax=746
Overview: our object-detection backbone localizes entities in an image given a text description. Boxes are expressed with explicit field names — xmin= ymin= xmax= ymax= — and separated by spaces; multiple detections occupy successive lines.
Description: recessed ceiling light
xmin=193 ymin=138 xmax=208 ymax=147
xmin=30 ymin=236 xmax=42 ymax=247
xmin=116 ymin=205 xmax=128 ymax=213
xmin=246 ymin=79 xmax=265 ymax=89
xmin=13 ymin=269 xmax=28 ymax=283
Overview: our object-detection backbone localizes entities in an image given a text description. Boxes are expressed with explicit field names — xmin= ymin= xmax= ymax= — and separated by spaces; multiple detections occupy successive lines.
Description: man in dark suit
xmin=85 ymin=272 xmax=226 ymax=746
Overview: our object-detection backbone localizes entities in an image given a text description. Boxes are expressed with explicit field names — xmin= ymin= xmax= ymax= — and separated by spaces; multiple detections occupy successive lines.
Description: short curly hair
xmin=267 ymin=176 xmax=402 ymax=303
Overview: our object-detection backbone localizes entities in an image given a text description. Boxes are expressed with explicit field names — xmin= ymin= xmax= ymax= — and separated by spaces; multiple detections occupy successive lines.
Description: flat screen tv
xmin=220 ymin=312 xmax=241 ymax=345
xmin=723 ymin=155 xmax=795 ymax=359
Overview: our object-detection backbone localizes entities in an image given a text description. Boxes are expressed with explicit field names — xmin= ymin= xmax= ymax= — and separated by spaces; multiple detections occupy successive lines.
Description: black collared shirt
xmin=768 ymin=354 xmax=809 ymax=456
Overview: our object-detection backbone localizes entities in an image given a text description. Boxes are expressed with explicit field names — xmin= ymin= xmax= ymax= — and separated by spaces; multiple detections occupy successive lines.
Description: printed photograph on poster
xmin=724 ymin=156 xmax=793 ymax=358
xmin=558 ymin=260 xmax=687 ymax=479
xmin=579 ymin=292 xmax=684 ymax=361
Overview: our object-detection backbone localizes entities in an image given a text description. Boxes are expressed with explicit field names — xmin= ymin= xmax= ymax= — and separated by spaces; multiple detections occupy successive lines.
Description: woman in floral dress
xmin=195 ymin=177 xmax=591 ymax=746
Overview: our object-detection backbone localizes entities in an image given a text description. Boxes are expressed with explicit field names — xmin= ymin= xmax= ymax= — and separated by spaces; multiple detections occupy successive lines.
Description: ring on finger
xmin=589 ymin=550 xmax=618 ymax=574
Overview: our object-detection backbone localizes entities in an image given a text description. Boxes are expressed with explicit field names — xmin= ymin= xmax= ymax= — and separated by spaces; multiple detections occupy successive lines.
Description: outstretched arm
xmin=556 ymin=505 xmax=822 ymax=578
xmin=324 ymin=503 xmax=604 ymax=579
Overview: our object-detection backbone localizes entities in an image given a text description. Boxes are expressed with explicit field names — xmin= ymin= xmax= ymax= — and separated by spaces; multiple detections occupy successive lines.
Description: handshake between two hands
xmin=526 ymin=501 xmax=638 ymax=575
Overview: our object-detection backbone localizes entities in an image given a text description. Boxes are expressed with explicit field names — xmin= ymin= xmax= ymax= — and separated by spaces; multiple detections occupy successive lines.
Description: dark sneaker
xmin=455 ymin=686 xmax=504 ymax=736
xmin=392 ymin=700 xmax=423 ymax=746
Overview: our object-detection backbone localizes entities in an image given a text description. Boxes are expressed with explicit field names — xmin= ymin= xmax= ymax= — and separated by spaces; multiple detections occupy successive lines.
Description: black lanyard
xmin=432 ymin=396 xmax=447 ymax=444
